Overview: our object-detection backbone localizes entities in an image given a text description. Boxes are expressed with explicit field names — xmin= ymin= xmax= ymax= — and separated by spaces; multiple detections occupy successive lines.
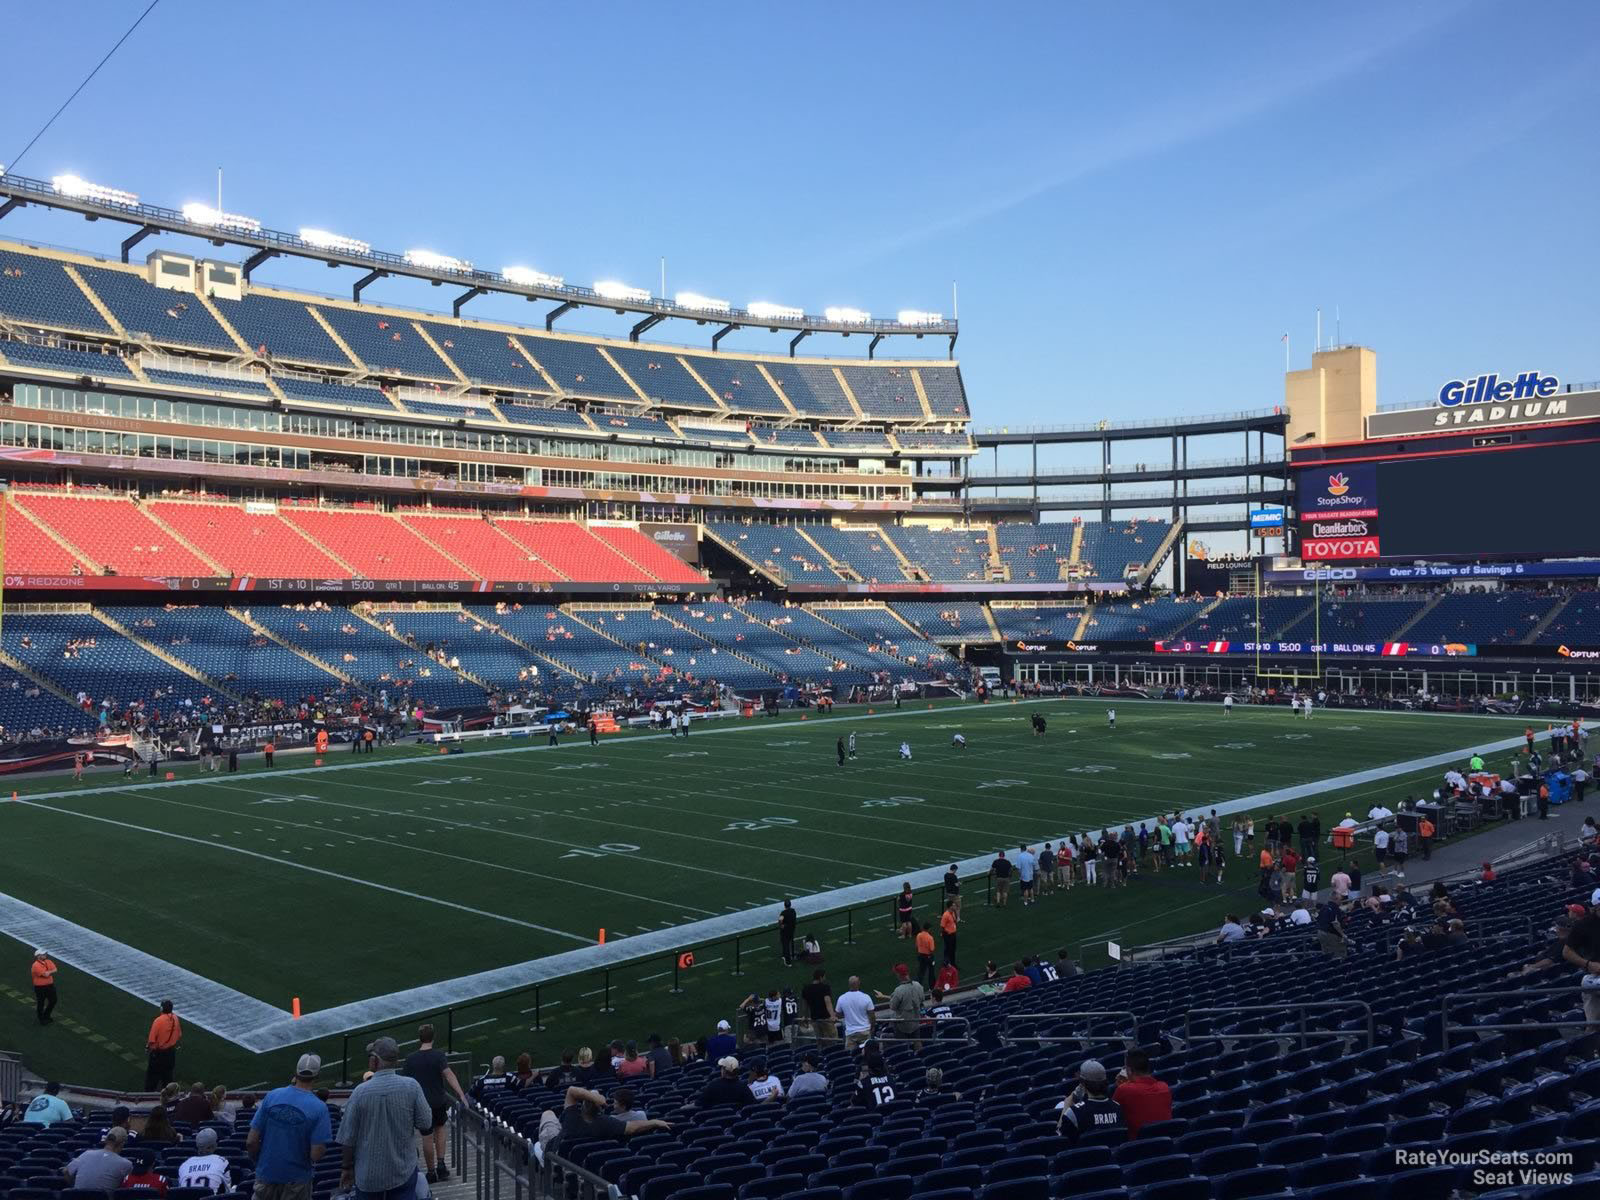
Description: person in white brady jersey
xmin=1223 ymin=694 xmax=1234 ymax=715
xmin=1302 ymin=695 xmax=1313 ymax=720
xmin=1107 ymin=708 xmax=1116 ymax=729
xmin=177 ymin=1127 xmax=233 ymax=1195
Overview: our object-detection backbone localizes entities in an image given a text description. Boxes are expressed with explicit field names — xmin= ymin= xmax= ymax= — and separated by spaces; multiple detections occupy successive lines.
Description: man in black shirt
xmin=1298 ymin=817 xmax=1315 ymax=858
xmin=801 ymin=969 xmax=836 ymax=1044
xmin=943 ymin=865 xmax=962 ymax=919
xmin=698 ymin=1057 xmax=756 ymax=1109
xmin=777 ymin=900 xmax=798 ymax=967
xmin=533 ymin=1087 xmax=670 ymax=1168
xmin=1057 ymin=1060 xmax=1124 ymax=1141
xmin=991 ymin=851 xmax=1013 ymax=908
xmin=1562 ymin=908 xmax=1600 ymax=1024
xmin=402 ymin=1024 xmax=468 ymax=1184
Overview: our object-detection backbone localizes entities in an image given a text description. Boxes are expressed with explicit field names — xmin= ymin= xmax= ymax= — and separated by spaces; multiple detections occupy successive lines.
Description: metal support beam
xmin=352 ymin=269 xmax=387 ymax=302
xmin=120 ymin=224 xmax=160 ymax=263
xmin=0 ymin=198 xmax=24 ymax=222
xmin=868 ymin=333 xmax=885 ymax=359
xmin=711 ymin=323 xmax=737 ymax=352
xmin=241 ymin=248 xmax=279 ymax=281
xmin=452 ymin=287 xmax=487 ymax=318
xmin=545 ymin=301 xmax=576 ymax=331
xmin=948 ymin=332 xmax=958 ymax=359
xmin=789 ymin=329 xmax=810 ymax=357
xmin=630 ymin=313 xmax=665 ymax=342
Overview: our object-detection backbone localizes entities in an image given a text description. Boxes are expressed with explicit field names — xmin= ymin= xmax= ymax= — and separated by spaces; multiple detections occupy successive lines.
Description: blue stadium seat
xmin=738 ymin=1178 xmax=806 ymax=1200
xmin=842 ymin=1178 xmax=914 ymax=1200
xmin=980 ymin=1179 xmax=1047 ymax=1200
xmin=1211 ymin=1166 xmax=1287 ymax=1200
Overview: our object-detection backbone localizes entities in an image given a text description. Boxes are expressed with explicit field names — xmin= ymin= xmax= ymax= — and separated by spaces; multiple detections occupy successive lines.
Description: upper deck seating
xmin=312 ymin=306 xmax=455 ymax=381
xmin=0 ymin=248 xmax=113 ymax=334
xmin=839 ymin=364 xmax=923 ymax=420
xmin=75 ymin=264 xmax=238 ymax=352
xmin=688 ymin=357 xmax=788 ymax=415
xmin=219 ymin=292 xmax=354 ymax=368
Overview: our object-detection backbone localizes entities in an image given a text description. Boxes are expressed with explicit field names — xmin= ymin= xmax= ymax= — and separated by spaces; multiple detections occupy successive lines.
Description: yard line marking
xmin=453 ymin=1017 xmax=497 ymax=1032
xmin=167 ymin=784 xmax=726 ymax=918
xmin=10 ymin=796 xmax=594 ymax=962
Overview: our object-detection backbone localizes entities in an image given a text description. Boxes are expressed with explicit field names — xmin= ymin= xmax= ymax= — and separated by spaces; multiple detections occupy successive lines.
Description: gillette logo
xmin=1438 ymin=371 xmax=1559 ymax=407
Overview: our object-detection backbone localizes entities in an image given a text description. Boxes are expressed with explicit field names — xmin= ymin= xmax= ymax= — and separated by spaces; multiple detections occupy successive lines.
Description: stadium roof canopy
xmin=0 ymin=171 xmax=957 ymax=358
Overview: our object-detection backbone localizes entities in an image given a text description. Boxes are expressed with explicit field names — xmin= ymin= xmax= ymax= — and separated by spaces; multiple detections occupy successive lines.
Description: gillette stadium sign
xmin=1367 ymin=371 xmax=1598 ymax=437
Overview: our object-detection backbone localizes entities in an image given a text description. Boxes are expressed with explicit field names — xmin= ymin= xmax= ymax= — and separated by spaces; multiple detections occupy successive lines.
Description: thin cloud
xmin=833 ymin=3 xmax=1472 ymax=269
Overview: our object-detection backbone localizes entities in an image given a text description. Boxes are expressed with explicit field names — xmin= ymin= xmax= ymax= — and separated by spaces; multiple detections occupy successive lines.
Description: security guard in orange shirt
xmin=31 ymin=949 xmax=58 ymax=1024
xmin=145 ymin=999 xmax=182 ymax=1091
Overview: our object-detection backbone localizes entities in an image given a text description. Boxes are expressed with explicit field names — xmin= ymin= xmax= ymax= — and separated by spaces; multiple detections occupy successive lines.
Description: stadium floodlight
xmin=824 ymin=306 xmax=871 ymax=324
xmin=52 ymin=174 xmax=139 ymax=207
xmin=675 ymin=291 xmax=731 ymax=314
xmin=594 ymin=280 xmax=651 ymax=303
xmin=404 ymin=248 xmax=472 ymax=273
xmin=300 ymin=228 xmax=372 ymax=256
xmin=896 ymin=309 xmax=944 ymax=326
xmin=748 ymin=300 xmax=804 ymax=321
xmin=504 ymin=266 xmax=565 ymax=289
xmin=182 ymin=202 xmax=262 ymax=233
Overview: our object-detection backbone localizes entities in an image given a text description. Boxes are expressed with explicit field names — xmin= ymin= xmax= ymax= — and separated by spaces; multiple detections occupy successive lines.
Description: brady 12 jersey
xmin=177 ymin=1154 xmax=233 ymax=1194
xmin=857 ymin=1071 xmax=896 ymax=1108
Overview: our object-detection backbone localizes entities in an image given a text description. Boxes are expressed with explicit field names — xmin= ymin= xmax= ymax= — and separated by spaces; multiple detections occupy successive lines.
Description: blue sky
xmin=2 ymin=0 xmax=1596 ymax=431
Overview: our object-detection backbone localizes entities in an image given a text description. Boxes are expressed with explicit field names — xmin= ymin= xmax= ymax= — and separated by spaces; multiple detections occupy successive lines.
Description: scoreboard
xmin=1296 ymin=438 xmax=1600 ymax=561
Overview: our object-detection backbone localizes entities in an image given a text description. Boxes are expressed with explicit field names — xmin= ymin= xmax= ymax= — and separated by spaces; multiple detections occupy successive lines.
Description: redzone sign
xmin=1301 ymin=536 xmax=1380 ymax=561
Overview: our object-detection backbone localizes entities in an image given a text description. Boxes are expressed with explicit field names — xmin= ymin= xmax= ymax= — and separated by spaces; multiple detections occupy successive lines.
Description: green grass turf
xmin=0 ymin=697 xmax=1532 ymax=1089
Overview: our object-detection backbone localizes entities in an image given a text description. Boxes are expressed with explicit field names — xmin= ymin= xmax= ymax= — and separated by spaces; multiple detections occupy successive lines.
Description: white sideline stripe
xmin=1 ymin=694 xmax=1526 ymax=808
xmin=0 ymin=891 xmax=287 ymax=1041
xmin=225 ymin=727 xmax=1538 ymax=1052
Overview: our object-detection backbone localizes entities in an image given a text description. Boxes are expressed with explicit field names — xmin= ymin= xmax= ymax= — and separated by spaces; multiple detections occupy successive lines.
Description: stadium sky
xmin=2 ymin=0 xmax=1596 ymax=430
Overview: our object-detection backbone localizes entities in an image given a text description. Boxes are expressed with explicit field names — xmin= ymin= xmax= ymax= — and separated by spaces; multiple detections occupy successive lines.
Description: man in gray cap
xmin=63 ymin=1126 xmax=133 ymax=1190
xmin=178 ymin=1126 xmax=234 ymax=1194
xmin=248 ymin=1053 xmax=332 ymax=1200
xmin=338 ymin=1037 xmax=431 ymax=1200
xmin=1056 ymin=1059 xmax=1125 ymax=1142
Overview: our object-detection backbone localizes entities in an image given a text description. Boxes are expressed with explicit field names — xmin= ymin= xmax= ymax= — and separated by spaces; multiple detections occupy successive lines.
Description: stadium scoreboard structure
xmin=1288 ymin=353 xmax=1600 ymax=565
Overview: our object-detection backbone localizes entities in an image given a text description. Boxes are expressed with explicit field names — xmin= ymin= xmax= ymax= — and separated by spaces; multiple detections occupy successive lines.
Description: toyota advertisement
xmin=1297 ymin=463 xmax=1380 ymax=560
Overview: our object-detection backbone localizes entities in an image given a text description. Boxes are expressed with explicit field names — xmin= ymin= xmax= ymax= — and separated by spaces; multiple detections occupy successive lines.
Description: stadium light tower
xmin=52 ymin=174 xmax=139 ymax=206
xmin=182 ymin=202 xmax=261 ymax=234
xmin=300 ymin=228 xmax=372 ymax=256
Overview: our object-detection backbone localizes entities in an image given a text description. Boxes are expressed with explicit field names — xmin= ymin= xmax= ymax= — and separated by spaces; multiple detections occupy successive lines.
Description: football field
xmin=0 ymin=697 xmax=1533 ymax=1087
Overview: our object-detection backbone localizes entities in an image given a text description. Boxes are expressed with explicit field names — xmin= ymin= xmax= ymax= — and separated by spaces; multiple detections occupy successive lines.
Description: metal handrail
xmin=1000 ymin=1010 xmax=1141 ymax=1046
xmin=976 ymin=409 xmax=1282 ymax=435
xmin=1183 ymin=1001 xmax=1375 ymax=1049
xmin=1439 ymin=987 xmax=1589 ymax=1051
